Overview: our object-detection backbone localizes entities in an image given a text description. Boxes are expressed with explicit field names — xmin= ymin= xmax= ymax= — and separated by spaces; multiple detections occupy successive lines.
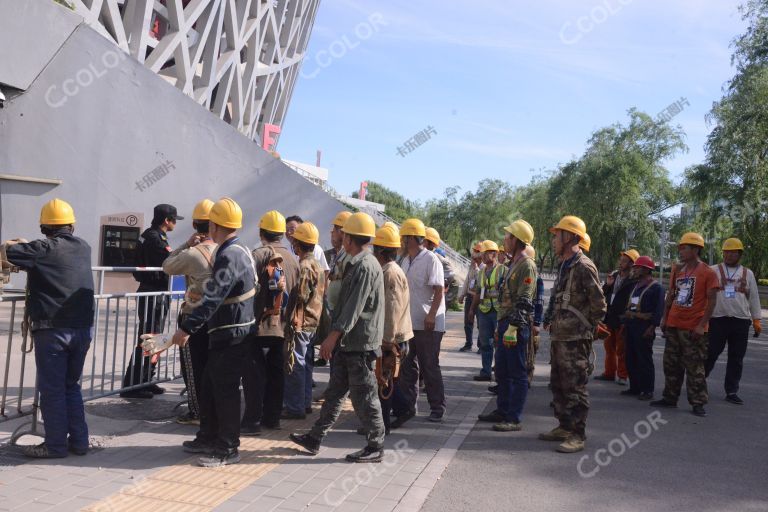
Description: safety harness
xmin=207 ymin=243 xmax=258 ymax=334
xmin=717 ymin=264 xmax=747 ymax=294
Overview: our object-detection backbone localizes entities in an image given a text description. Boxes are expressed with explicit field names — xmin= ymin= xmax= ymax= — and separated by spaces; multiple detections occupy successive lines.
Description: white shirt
xmin=286 ymin=238 xmax=330 ymax=272
xmin=400 ymin=248 xmax=446 ymax=332
xmin=710 ymin=264 xmax=761 ymax=320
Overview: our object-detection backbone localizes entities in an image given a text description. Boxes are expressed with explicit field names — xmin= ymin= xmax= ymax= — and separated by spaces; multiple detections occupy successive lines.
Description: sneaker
xmin=459 ymin=345 xmax=472 ymax=352
xmin=119 ymin=389 xmax=154 ymax=399
xmin=478 ymin=410 xmax=505 ymax=423
xmin=198 ymin=450 xmax=241 ymax=467
xmin=538 ymin=427 xmax=571 ymax=441
xmin=492 ymin=422 xmax=521 ymax=432
xmin=281 ymin=411 xmax=307 ymax=420
xmin=148 ymin=384 xmax=166 ymax=395
xmin=725 ymin=394 xmax=744 ymax=405
xmin=638 ymin=392 xmax=653 ymax=401
xmin=593 ymin=375 xmax=614 ymax=382
xmin=556 ymin=435 xmax=585 ymax=453
xmin=620 ymin=389 xmax=641 ymax=396
xmin=289 ymin=433 xmax=320 ymax=455
xmin=488 ymin=384 xmax=499 ymax=395
xmin=182 ymin=439 xmax=215 ymax=454
xmin=616 ymin=378 xmax=627 ymax=386
xmin=176 ymin=412 xmax=200 ymax=425
xmin=692 ymin=405 xmax=707 ymax=417
xmin=68 ymin=445 xmax=88 ymax=456
xmin=473 ymin=374 xmax=492 ymax=382
xmin=428 ymin=412 xmax=443 ymax=423
xmin=390 ymin=410 xmax=415 ymax=429
xmin=240 ymin=424 xmax=262 ymax=436
xmin=649 ymin=398 xmax=677 ymax=408
xmin=345 ymin=446 xmax=384 ymax=463
xmin=21 ymin=443 xmax=67 ymax=459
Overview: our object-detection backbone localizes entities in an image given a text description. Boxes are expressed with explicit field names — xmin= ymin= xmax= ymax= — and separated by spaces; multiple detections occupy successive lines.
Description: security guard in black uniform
xmin=121 ymin=204 xmax=182 ymax=398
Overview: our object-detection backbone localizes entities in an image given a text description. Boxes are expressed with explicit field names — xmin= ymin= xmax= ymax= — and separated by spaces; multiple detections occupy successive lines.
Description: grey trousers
xmin=310 ymin=351 xmax=385 ymax=448
xmin=399 ymin=330 xmax=446 ymax=416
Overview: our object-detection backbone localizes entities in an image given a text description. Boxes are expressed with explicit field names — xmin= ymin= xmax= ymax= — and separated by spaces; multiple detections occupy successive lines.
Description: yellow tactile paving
xmin=85 ymin=400 xmax=354 ymax=512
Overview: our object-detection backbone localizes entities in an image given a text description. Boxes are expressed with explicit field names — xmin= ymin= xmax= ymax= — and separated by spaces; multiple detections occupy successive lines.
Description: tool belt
xmin=376 ymin=344 xmax=401 ymax=399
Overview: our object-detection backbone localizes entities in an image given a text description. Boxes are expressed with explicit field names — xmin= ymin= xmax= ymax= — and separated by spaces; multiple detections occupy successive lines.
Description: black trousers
xmin=624 ymin=321 xmax=655 ymax=394
xmin=196 ymin=340 xmax=248 ymax=453
xmin=705 ymin=317 xmax=751 ymax=395
xmin=179 ymin=321 xmax=209 ymax=417
xmin=241 ymin=335 xmax=284 ymax=427
xmin=123 ymin=294 xmax=169 ymax=387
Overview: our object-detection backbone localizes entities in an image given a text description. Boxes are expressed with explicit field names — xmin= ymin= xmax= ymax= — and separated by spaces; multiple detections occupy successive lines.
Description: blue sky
xmin=279 ymin=0 xmax=747 ymax=203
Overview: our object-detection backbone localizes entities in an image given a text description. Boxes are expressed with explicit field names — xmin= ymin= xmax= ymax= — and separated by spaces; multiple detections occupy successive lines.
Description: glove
xmin=753 ymin=319 xmax=762 ymax=337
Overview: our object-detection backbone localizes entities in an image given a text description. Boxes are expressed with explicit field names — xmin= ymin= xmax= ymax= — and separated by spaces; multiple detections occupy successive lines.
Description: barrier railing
xmin=1 ymin=267 xmax=185 ymax=445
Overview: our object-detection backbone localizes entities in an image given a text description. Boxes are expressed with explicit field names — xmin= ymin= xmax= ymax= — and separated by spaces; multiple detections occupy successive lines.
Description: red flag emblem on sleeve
xmin=524 ymin=277 xmax=533 ymax=285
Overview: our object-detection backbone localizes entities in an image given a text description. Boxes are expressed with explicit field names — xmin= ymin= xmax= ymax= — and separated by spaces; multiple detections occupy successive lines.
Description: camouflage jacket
xmin=497 ymin=255 xmax=537 ymax=326
xmin=549 ymin=251 xmax=606 ymax=342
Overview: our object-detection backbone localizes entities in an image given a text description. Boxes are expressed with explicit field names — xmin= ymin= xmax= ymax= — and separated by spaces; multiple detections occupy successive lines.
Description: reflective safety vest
xmin=479 ymin=265 xmax=502 ymax=314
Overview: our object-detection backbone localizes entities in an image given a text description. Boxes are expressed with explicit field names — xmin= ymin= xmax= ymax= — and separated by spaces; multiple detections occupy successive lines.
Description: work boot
xmin=488 ymin=384 xmax=498 ymax=395
xmin=240 ymin=424 xmax=262 ymax=436
xmin=314 ymin=358 xmax=327 ymax=367
xmin=473 ymin=374 xmax=492 ymax=382
xmin=459 ymin=344 xmax=472 ymax=352
xmin=68 ymin=444 xmax=88 ymax=456
xmin=638 ymin=392 xmax=653 ymax=401
xmin=21 ymin=443 xmax=67 ymax=459
xmin=538 ymin=427 xmax=571 ymax=441
xmin=119 ymin=389 xmax=154 ymax=399
xmin=620 ymin=389 xmax=641 ymax=396
xmin=198 ymin=450 xmax=241 ymax=467
xmin=725 ymin=394 xmax=744 ymax=405
xmin=428 ymin=412 xmax=443 ymax=423
xmin=345 ymin=446 xmax=384 ymax=463
xmin=289 ymin=433 xmax=320 ymax=455
xmin=556 ymin=436 xmax=585 ymax=453
xmin=616 ymin=378 xmax=627 ymax=386
xmin=593 ymin=375 xmax=614 ymax=382
xmin=182 ymin=438 xmax=215 ymax=454
xmin=176 ymin=411 xmax=200 ymax=425
xmin=305 ymin=406 xmax=314 ymax=414
xmin=390 ymin=410 xmax=415 ymax=429
xmin=148 ymin=384 xmax=166 ymax=395
xmin=492 ymin=422 xmax=521 ymax=432
xmin=281 ymin=411 xmax=306 ymax=420
xmin=478 ymin=410 xmax=505 ymax=423
xmin=649 ymin=398 xmax=677 ymax=408
xmin=692 ymin=405 xmax=707 ymax=417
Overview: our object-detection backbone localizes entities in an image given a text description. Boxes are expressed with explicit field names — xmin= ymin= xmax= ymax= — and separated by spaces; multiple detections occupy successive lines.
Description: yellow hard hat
xmin=293 ymin=221 xmax=319 ymax=245
xmin=383 ymin=221 xmax=398 ymax=230
xmin=400 ymin=218 xmax=426 ymax=237
xmin=579 ymin=233 xmax=591 ymax=252
xmin=342 ymin=212 xmax=376 ymax=237
xmin=192 ymin=199 xmax=215 ymax=221
xmin=549 ymin=215 xmax=587 ymax=239
xmin=373 ymin=225 xmax=401 ymax=248
xmin=209 ymin=197 xmax=243 ymax=229
xmin=425 ymin=227 xmax=440 ymax=246
xmin=40 ymin=198 xmax=76 ymax=225
xmin=678 ymin=232 xmax=704 ymax=247
xmin=481 ymin=240 xmax=499 ymax=252
xmin=260 ymin=210 xmax=286 ymax=233
xmin=332 ymin=211 xmax=352 ymax=227
xmin=504 ymin=219 xmax=534 ymax=245
xmin=621 ymin=249 xmax=640 ymax=262
xmin=722 ymin=238 xmax=744 ymax=251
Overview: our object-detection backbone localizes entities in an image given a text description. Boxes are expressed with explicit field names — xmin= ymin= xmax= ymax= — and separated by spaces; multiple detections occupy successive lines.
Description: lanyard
xmin=680 ymin=260 xmax=699 ymax=280
xmin=724 ymin=265 xmax=739 ymax=281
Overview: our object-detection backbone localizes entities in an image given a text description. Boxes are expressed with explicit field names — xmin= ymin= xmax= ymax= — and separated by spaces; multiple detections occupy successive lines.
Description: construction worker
xmin=290 ymin=213 xmax=387 ymax=462
xmin=240 ymin=210 xmax=298 ymax=434
xmin=3 ymin=199 xmax=95 ymax=458
xmin=621 ymin=256 xmax=664 ymax=400
xmin=468 ymin=240 xmax=503 ymax=382
xmin=705 ymin=238 xmax=761 ymax=405
xmin=653 ymin=232 xmax=719 ymax=417
xmin=172 ymin=197 xmax=255 ymax=467
xmin=162 ymin=199 xmax=217 ymax=425
xmin=425 ymin=227 xmax=457 ymax=306
xmin=121 ymin=203 xmax=182 ymax=399
xmin=371 ymin=224 xmax=414 ymax=434
xmin=525 ymin=245 xmax=545 ymax=386
xmin=595 ymin=249 xmax=640 ymax=385
xmin=392 ymin=218 xmax=446 ymax=426
xmin=283 ymin=222 xmax=326 ymax=419
xmin=540 ymin=215 xmax=606 ymax=453
xmin=478 ymin=220 xmax=537 ymax=432
xmin=286 ymin=215 xmax=330 ymax=273
xmin=459 ymin=242 xmax=483 ymax=352
xmin=579 ymin=233 xmax=591 ymax=253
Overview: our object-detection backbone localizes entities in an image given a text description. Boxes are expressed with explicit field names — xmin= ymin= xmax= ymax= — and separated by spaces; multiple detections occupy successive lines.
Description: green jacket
xmin=331 ymin=251 xmax=384 ymax=352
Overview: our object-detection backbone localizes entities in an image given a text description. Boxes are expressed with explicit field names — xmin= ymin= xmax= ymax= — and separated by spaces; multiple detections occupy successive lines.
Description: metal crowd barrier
xmin=1 ymin=267 xmax=185 ymax=445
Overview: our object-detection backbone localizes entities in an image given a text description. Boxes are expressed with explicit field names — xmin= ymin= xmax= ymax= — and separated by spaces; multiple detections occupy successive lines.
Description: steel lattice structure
xmin=68 ymin=0 xmax=320 ymax=144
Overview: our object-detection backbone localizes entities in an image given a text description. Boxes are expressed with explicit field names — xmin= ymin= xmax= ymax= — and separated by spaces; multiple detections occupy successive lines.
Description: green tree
xmin=352 ymin=182 xmax=422 ymax=221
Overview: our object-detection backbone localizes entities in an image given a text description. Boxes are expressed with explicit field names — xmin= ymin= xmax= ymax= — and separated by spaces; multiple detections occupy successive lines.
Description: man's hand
xmin=2 ymin=238 xmax=27 ymax=247
xmin=187 ymin=233 xmax=202 ymax=247
xmin=643 ymin=326 xmax=656 ymax=339
xmin=606 ymin=273 xmax=615 ymax=287
xmin=319 ymin=331 xmax=342 ymax=360
xmin=660 ymin=318 xmax=667 ymax=336
xmin=172 ymin=329 xmax=190 ymax=348
xmin=424 ymin=312 xmax=436 ymax=331
xmin=691 ymin=322 xmax=706 ymax=341
xmin=753 ymin=319 xmax=762 ymax=337
xmin=277 ymin=275 xmax=286 ymax=291
xmin=533 ymin=325 xmax=541 ymax=336
xmin=543 ymin=323 xmax=551 ymax=332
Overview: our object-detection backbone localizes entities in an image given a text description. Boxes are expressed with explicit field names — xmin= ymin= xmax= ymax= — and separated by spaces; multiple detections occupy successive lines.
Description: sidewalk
xmin=0 ymin=312 xmax=490 ymax=512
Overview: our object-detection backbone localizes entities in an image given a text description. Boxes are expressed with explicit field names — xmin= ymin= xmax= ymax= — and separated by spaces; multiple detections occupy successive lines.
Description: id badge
xmin=630 ymin=296 xmax=640 ymax=311
xmin=480 ymin=288 xmax=486 ymax=300
xmin=725 ymin=284 xmax=736 ymax=299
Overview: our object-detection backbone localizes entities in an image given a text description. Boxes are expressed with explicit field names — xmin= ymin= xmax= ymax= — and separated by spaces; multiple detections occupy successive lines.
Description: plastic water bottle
xmin=503 ymin=325 xmax=518 ymax=346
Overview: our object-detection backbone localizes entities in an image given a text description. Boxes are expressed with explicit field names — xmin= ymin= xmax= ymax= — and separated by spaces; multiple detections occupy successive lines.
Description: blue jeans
xmin=284 ymin=331 xmax=314 ymax=415
xmin=495 ymin=319 xmax=529 ymax=423
xmin=477 ymin=310 xmax=497 ymax=377
xmin=33 ymin=327 xmax=92 ymax=456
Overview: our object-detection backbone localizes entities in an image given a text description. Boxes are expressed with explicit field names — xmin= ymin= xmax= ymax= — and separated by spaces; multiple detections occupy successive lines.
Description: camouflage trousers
xmin=662 ymin=327 xmax=708 ymax=406
xmin=526 ymin=334 xmax=540 ymax=385
xmin=550 ymin=339 xmax=591 ymax=439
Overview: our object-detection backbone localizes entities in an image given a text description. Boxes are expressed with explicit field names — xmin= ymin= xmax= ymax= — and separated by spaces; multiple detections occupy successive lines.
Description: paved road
xmin=422 ymin=323 xmax=768 ymax=512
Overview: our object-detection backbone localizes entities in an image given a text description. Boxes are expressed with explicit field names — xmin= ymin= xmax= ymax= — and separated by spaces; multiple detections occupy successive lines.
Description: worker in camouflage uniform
xmin=540 ymin=216 xmax=606 ymax=453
